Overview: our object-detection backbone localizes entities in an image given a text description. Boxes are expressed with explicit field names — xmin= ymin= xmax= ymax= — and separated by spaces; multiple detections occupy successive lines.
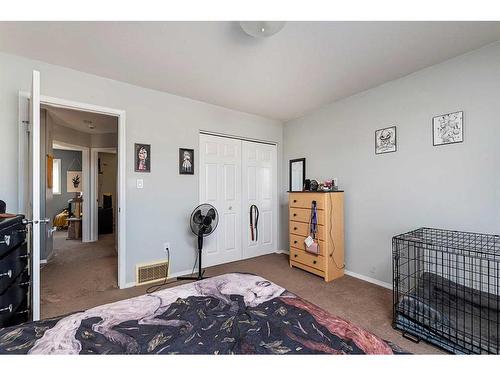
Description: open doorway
xmin=38 ymin=104 xmax=119 ymax=318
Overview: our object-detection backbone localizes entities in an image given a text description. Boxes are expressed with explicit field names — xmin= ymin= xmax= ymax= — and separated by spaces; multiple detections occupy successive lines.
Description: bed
xmin=0 ymin=273 xmax=405 ymax=354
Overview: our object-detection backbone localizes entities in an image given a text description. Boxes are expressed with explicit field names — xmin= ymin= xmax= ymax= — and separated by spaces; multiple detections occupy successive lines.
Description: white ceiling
xmin=42 ymin=104 xmax=118 ymax=134
xmin=2 ymin=22 xmax=500 ymax=121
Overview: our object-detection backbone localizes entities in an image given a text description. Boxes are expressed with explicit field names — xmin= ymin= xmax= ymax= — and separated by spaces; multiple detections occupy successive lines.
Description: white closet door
xmin=241 ymin=141 xmax=277 ymax=259
xmin=199 ymin=134 xmax=242 ymax=267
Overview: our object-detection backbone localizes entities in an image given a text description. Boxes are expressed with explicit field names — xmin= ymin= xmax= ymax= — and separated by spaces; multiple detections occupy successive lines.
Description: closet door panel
xmin=241 ymin=141 xmax=277 ymax=259
xmin=199 ymin=134 xmax=242 ymax=267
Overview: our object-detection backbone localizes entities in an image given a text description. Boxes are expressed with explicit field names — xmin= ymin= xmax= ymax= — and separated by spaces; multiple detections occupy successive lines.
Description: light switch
xmin=136 ymin=179 xmax=144 ymax=189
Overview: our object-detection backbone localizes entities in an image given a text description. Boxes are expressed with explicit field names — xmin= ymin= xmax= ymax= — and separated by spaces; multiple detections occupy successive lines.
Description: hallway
xmin=40 ymin=231 xmax=117 ymax=319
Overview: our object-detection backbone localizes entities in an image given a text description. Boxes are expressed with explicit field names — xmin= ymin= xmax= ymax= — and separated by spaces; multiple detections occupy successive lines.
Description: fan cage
xmin=392 ymin=227 xmax=500 ymax=354
xmin=190 ymin=204 xmax=219 ymax=237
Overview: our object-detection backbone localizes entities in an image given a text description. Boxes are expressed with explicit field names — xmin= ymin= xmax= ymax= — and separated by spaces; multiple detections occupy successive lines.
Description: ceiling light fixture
xmin=239 ymin=21 xmax=286 ymax=38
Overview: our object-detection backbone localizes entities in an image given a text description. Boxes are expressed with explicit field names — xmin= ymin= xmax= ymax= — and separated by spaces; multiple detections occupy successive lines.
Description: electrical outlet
xmin=163 ymin=242 xmax=170 ymax=254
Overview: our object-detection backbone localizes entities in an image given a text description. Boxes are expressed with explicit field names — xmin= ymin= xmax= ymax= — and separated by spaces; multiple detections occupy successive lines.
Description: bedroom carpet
xmin=40 ymin=246 xmax=442 ymax=354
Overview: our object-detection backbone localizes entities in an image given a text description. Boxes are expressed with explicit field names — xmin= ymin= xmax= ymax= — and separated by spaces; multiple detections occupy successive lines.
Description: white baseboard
xmin=344 ymin=270 xmax=392 ymax=290
xmin=121 ymin=268 xmax=195 ymax=289
xmin=275 ymin=249 xmax=289 ymax=255
xmin=275 ymin=250 xmax=391 ymax=290
xmin=123 ymin=252 xmax=392 ymax=291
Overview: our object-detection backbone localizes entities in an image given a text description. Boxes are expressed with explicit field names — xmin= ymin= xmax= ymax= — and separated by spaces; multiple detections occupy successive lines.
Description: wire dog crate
xmin=392 ymin=228 xmax=500 ymax=354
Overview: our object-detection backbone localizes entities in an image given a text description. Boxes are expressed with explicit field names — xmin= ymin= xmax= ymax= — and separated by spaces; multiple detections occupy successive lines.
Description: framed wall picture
xmin=179 ymin=148 xmax=194 ymax=175
xmin=67 ymin=171 xmax=83 ymax=192
xmin=433 ymin=111 xmax=463 ymax=146
xmin=375 ymin=126 xmax=397 ymax=154
xmin=134 ymin=143 xmax=151 ymax=172
xmin=289 ymin=158 xmax=306 ymax=191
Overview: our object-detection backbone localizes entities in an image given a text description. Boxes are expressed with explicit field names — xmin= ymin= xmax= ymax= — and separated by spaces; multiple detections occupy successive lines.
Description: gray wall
xmin=283 ymin=42 xmax=500 ymax=285
xmin=48 ymin=149 xmax=83 ymax=222
xmin=0 ymin=52 xmax=283 ymax=285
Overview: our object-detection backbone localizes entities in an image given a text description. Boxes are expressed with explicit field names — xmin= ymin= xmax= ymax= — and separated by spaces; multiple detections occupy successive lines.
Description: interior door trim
xmin=199 ymin=130 xmax=277 ymax=146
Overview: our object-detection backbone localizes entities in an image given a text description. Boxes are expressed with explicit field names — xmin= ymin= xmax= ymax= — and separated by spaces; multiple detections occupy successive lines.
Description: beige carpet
xmin=41 ymin=231 xmax=118 ymax=318
xmin=40 ymin=238 xmax=443 ymax=354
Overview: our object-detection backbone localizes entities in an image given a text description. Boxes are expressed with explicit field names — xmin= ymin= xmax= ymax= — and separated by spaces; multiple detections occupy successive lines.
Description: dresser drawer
xmin=0 ymin=244 xmax=29 ymax=294
xmin=0 ymin=270 xmax=30 ymax=328
xmin=0 ymin=222 xmax=27 ymax=258
xmin=290 ymin=247 xmax=325 ymax=271
xmin=289 ymin=207 xmax=324 ymax=225
xmin=289 ymin=234 xmax=325 ymax=256
xmin=289 ymin=221 xmax=325 ymax=240
xmin=289 ymin=193 xmax=325 ymax=210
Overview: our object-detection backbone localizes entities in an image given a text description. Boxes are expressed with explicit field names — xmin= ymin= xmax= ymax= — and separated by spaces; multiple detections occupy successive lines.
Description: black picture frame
xmin=289 ymin=158 xmax=306 ymax=191
xmin=179 ymin=148 xmax=194 ymax=175
xmin=432 ymin=111 xmax=464 ymax=147
xmin=375 ymin=126 xmax=397 ymax=155
xmin=134 ymin=143 xmax=151 ymax=172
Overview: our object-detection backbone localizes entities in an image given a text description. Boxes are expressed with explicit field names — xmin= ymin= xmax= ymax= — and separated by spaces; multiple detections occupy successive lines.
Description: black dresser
xmin=0 ymin=215 xmax=30 ymax=328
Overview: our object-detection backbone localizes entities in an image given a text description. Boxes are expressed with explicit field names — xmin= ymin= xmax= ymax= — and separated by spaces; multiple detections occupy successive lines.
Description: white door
xmin=29 ymin=70 xmax=43 ymax=321
xmin=241 ymin=141 xmax=277 ymax=259
xmin=199 ymin=134 xmax=242 ymax=267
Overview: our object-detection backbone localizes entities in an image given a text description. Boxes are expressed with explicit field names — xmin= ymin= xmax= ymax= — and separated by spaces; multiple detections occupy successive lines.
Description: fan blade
xmin=193 ymin=210 xmax=203 ymax=224
xmin=202 ymin=224 xmax=213 ymax=235
xmin=207 ymin=208 xmax=216 ymax=220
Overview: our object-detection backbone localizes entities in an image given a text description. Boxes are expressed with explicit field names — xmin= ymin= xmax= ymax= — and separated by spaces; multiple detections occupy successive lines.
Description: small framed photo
xmin=67 ymin=171 xmax=83 ymax=192
xmin=134 ymin=143 xmax=151 ymax=172
xmin=179 ymin=148 xmax=194 ymax=175
xmin=375 ymin=126 xmax=397 ymax=154
xmin=433 ymin=111 xmax=463 ymax=146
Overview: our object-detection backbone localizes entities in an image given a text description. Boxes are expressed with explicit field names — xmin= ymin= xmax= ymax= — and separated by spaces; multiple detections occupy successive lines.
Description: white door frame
xmin=18 ymin=91 xmax=127 ymax=289
xmin=90 ymin=147 xmax=117 ymax=242
xmin=52 ymin=141 xmax=91 ymax=242
xmin=198 ymin=131 xmax=279 ymax=267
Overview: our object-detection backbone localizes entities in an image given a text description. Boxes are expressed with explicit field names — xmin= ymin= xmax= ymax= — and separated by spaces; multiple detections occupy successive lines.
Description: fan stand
xmin=177 ymin=234 xmax=207 ymax=281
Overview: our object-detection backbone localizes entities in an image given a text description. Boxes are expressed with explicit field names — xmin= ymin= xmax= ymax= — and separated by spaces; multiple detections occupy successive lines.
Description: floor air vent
xmin=136 ymin=260 xmax=169 ymax=286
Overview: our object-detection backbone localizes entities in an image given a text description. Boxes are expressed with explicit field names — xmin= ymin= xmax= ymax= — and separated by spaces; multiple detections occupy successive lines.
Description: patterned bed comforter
xmin=0 ymin=273 xmax=405 ymax=354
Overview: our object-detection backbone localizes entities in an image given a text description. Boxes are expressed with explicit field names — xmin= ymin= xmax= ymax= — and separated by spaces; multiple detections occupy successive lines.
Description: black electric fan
xmin=177 ymin=204 xmax=219 ymax=281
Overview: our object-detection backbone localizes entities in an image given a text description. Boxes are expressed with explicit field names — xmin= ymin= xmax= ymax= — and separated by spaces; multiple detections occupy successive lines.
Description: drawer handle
xmin=0 ymin=235 xmax=11 ymax=247
xmin=294 ymin=227 xmax=297 ymax=230
xmin=293 ymin=199 xmax=297 ymax=203
xmin=293 ymin=213 xmax=297 ymax=217
xmin=313 ymin=260 xmax=317 ymax=264
xmin=294 ymin=254 xmax=298 ymax=258
xmin=293 ymin=240 xmax=298 ymax=244
xmin=0 ymin=304 xmax=13 ymax=314
xmin=0 ymin=270 xmax=12 ymax=279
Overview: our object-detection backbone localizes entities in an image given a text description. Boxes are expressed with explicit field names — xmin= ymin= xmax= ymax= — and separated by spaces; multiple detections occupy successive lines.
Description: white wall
xmin=0 ymin=52 xmax=283 ymax=285
xmin=283 ymin=42 xmax=500 ymax=285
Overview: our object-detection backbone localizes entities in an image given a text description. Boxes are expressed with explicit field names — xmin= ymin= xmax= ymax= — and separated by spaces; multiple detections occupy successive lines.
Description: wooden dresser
xmin=288 ymin=191 xmax=344 ymax=282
